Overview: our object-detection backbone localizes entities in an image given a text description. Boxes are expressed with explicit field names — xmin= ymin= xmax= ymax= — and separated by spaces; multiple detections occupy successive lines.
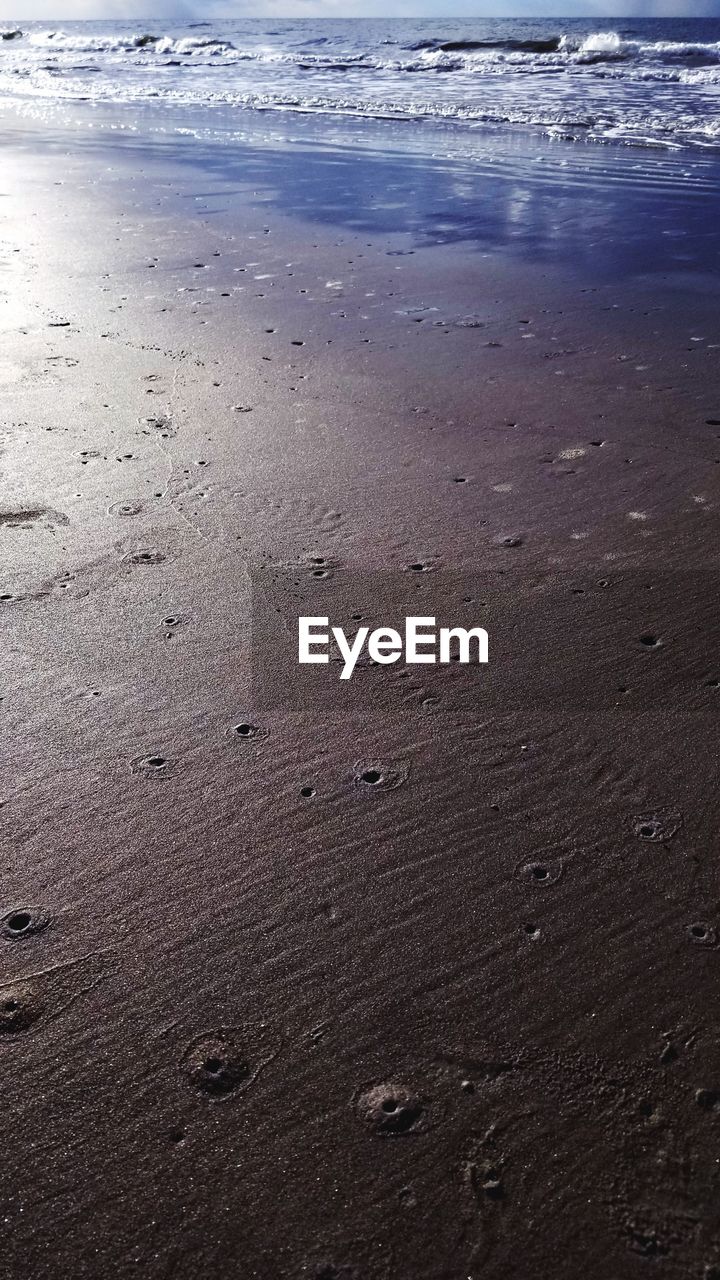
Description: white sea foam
xmin=578 ymin=31 xmax=624 ymax=56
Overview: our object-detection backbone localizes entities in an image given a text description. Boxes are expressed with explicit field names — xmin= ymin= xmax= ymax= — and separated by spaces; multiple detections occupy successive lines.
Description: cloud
xmin=1 ymin=0 xmax=194 ymax=15
xmin=3 ymin=0 xmax=719 ymax=19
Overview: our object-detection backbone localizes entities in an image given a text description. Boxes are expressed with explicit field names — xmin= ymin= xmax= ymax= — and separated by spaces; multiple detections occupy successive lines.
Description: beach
xmin=2 ymin=45 xmax=720 ymax=1278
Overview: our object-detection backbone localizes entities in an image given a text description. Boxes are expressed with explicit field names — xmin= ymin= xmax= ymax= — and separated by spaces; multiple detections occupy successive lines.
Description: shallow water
xmin=6 ymin=101 xmax=720 ymax=284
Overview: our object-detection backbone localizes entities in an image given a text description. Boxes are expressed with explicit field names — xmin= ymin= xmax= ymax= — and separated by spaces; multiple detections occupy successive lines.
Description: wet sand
xmin=2 ymin=105 xmax=720 ymax=1278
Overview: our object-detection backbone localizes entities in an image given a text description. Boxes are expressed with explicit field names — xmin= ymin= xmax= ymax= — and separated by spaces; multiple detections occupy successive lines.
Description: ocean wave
xmin=576 ymin=32 xmax=624 ymax=54
xmin=407 ymin=36 xmax=564 ymax=54
xmin=24 ymin=30 xmax=237 ymax=56
xmin=4 ymin=27 xmax=720 ymax=73
xmin=405 ymin=30 xmax=720 ymax=68
xmin=1 ymin=20 xmax=719 ymax=151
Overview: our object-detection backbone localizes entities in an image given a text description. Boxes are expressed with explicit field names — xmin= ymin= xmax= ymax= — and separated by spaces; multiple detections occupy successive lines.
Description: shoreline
xmin=2 ymin=102 xmax=720 ymax=1278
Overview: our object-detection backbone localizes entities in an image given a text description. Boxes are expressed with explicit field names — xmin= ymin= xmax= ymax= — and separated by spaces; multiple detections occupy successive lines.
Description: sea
xmin=1 ymin=17 xmax=720 ymax=151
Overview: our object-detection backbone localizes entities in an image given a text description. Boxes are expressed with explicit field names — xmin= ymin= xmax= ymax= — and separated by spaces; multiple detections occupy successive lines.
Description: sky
xmin=2 ymin=0 xmax=720 ymax=19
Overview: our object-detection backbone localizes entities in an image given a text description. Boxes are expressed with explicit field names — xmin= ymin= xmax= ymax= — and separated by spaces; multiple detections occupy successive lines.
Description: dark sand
xmin=2 ymin=105 xmax=720 ymax=1279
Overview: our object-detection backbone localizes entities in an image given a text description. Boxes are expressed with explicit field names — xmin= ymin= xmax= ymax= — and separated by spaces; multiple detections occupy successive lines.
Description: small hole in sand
xmin=640 ymin=634 xmax=660 ymax=647
xmin=234 ymin=723 xmax=255 ymax=738
xmin=6 ymin=912 xmax=32 ymax=934
xmin=532 ymin=866 xmax=549 ymax=881
xmin=361 ymin=769 xmax=382 ymax=785
xmin=301 ymin=786 xmax=315 ymax=798
xmin=147 ymin=756 xmax=166 ymax=768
